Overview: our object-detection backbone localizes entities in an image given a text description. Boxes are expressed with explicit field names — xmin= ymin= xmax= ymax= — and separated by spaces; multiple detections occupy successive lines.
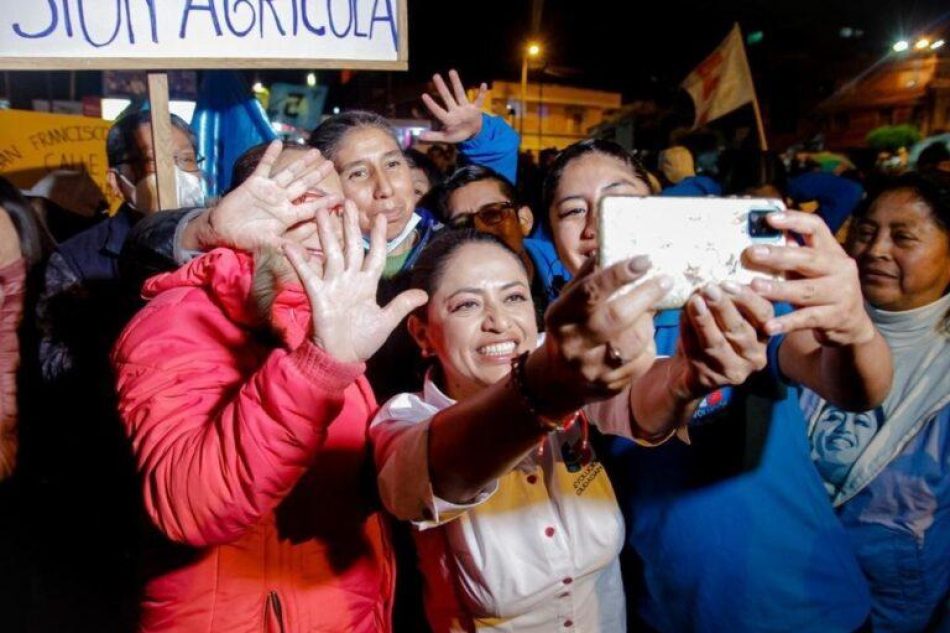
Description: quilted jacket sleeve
xmin=112 ymin=288 xmax=366 ymax=547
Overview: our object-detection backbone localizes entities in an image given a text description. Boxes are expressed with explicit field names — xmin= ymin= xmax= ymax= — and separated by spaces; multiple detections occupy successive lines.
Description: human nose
xmin=374 ymin=169 xmax=394 ymax=199
xmin=482 ymin=299 xmax=513 ymax=332
xmin=581 ymin=202 xmax=598 ymax=241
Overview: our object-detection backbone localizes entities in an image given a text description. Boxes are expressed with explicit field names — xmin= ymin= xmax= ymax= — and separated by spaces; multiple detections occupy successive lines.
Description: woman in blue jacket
xmin=542 ymin=138 xmax=891 ymax=632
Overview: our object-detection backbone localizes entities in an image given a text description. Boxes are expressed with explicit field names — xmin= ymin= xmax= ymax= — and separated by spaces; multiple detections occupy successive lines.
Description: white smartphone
xmin=598 ymin=196 xmax=787 ymax=310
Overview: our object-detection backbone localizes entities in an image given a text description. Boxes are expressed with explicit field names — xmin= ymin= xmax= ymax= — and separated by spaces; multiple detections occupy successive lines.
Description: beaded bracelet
xmin=509 ymin=351 xmax=579 ymax=433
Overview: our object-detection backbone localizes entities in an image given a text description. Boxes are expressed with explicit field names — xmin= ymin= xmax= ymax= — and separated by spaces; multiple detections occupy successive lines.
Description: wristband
xmin=509 ymin=352 xmax=579 ymax=432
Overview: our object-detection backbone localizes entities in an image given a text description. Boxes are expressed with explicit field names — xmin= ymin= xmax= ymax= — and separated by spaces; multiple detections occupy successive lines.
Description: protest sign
xmin=0 ymin=109 xmax=118 ymax=212
xmin=0 ymin=0 xmax=408 ymax=70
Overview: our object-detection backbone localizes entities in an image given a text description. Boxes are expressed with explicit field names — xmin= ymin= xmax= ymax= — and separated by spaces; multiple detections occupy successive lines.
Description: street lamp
xmin=520 ymin=41 xmax=542 ymax=140
xmin=915 ymin=38 xmax=931 ymax=50
xmin=893 ymin=40 xmax=909 ymax=52
xmin=932 ymin=39 xmax=946 ymax=50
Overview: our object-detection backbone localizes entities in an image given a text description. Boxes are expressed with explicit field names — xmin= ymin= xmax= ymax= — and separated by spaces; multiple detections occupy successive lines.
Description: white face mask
xmin=119 ymin=166 xmax=205 ymax=211
xmin=176 ymin=167 xmax=206 ymax=208
xmin=362 ymin=212 xmax=422 ymax=254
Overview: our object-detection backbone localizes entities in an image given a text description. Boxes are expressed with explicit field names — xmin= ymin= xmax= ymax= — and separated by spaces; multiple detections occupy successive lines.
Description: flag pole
xmin=734 ymin=23 xmax=768 ymax=152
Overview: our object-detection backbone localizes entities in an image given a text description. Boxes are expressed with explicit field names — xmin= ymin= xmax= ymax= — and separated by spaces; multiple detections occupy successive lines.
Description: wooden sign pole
xmin=146 ymin=72 xmax=178 ymax=211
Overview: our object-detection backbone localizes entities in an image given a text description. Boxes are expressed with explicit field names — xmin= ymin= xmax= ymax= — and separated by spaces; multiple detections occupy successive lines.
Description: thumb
xmin=379 ymin=289 xmax=429 ymax=331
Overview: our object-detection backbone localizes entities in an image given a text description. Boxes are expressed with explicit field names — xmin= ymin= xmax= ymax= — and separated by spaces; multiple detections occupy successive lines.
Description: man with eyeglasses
xmin=434 ymin=164 xmax=568 ymax=320
xmin=38 ymin=109 xmax=203 ymax=382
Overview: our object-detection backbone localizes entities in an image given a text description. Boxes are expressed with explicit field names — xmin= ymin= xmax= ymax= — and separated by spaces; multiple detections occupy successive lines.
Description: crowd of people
xmin=0 ymin=69 xmax=948 ymax=633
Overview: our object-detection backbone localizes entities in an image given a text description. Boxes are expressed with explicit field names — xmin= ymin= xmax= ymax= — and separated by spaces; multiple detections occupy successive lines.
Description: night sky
xmin=402 ymin=0 xmax=949 ymax=99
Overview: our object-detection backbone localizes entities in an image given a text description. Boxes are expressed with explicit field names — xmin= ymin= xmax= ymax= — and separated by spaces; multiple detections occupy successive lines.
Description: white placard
xmin=0 ymin=0 xmax=407 ymax=70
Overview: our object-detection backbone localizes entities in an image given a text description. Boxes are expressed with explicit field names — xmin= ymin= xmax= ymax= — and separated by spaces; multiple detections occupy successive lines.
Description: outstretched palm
xmin=420 ymin=69 xmax=488 ymax=144
xmin=206 ymin=140 xmax=341 ymax=252
xmin=284 ymin=202 xmax=428 ymax=364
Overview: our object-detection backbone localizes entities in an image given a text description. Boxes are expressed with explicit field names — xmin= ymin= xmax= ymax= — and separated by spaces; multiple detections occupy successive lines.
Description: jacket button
xmin=526 ymin=474 xmax=538 ymax=484
xmin=563 ymin=620 xmax=573 ymax=627
xmin=562 ymin=577 xmax=573 ymax=585
xmin=545 ymin=526 xmax=556 ymax=538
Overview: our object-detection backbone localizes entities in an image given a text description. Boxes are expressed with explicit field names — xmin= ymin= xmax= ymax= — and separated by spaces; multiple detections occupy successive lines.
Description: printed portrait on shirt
xmin=811 ymin=404 xmax=886 ymax=487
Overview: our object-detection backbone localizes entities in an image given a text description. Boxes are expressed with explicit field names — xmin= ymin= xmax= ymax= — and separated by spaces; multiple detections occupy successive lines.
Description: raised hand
xmin=420 ymin=69 xmax=488 ymax=144
xmin=202 ymin=140 xmax=342 ymax=252
xmin=283 ymin=201 xmax=428 ymax=364
xmin=528 ymin=256 xmax=671 ymax=412
xmin=670 ymin=282 xmax=774 ymax=399
xmin=745 ymin=210 xmax=876 ymax=347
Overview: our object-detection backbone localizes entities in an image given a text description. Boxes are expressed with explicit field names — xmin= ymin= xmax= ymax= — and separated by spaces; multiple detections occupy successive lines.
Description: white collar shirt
xmin=370 ymin=374 xmax=628 ymax=633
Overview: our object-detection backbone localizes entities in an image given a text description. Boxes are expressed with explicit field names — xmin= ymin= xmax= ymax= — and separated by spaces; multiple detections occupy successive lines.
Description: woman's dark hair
xmin=856 ymin=170 xmax=950 ymax=231
xmin=405 ymin=148 xmax=443 ymax=190
xmin=433 ymin=164 xmax=518 ymax=224
xmin=307 ymin=110 xmax=399 ymax=162
xmin=227 ymin=142 xmax=313 ymax=193
xmin=540 ymin=139 xmax=649 ymax=234
xmin=366 ymin=229 xmax=529 ymax=399
xmin=0 ymin=176 xmax=44 ymax=267
xmin=406 ymin=228 xmax=528 ymax=320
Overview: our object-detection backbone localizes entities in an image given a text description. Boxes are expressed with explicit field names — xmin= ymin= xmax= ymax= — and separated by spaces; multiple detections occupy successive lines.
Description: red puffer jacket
xmin=112 ymin=249 xmax=394 ymax=633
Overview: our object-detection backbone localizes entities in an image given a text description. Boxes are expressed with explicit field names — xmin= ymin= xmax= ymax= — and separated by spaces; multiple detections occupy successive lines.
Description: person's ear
xmin=407 ymin=313 xmax=434 ymax=358
xmin=517 ymin=205 xmax=534 ymax=237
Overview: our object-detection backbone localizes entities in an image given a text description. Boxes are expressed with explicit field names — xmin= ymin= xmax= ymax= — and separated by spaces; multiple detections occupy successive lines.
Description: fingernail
xmin=703 ymin=284 xmax=722 ymax=302
xmin=656 ymin=274 xmax=674 ymax=290
xmin=721 ymin=281 xmax=742 ymax=295
xmin=629 ymin=255 xmax=651 ymax=272
xmin=770 ymin=212 xmax=787 ymax=222
xmin=752 ymin=278 xmax=773 ymax=293
xmin=765 ymin=320 xmax=783 ymax=335
xmin=750 ymin=246 xmax=770 ymax=259
xmin=691 ymin=296 xmax=708 ymax=316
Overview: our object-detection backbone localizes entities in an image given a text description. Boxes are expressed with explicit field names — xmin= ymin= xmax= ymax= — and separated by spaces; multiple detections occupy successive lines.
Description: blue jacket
xmin=457 ymin=113 xmax=520 ymax=183
xmin=595 ymin=308 xmax=871 ymax=632
xmin=37 ymin=206 xmax=139 ymax=382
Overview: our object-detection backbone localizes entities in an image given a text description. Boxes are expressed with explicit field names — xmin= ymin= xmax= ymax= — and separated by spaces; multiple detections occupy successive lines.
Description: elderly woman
xmin=112 ymin=142 xmax=426 ymax=632
xmin=368 ymin=228 xmax=676 ymax=632
xmin=544 ymin=138 xmax=892 ymax=632
xmin=803 ymin=171 xmax=950 ymax=632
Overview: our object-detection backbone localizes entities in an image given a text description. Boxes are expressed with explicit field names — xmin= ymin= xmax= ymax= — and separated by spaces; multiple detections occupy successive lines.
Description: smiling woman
xmin=370 ymin=228 xmax=674 ymax=633
xmin=803 ymin=171 xmax=950 ymax=632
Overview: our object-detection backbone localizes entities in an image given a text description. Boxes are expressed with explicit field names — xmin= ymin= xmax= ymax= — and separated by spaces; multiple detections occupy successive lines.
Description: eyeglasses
xmin=449 ymin=201 xmax=517 ymax=229
xmin=117 ymin=152 xmax=205 ymax=174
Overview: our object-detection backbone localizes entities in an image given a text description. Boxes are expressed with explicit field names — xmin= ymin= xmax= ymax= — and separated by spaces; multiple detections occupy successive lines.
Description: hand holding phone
xmin=598 ymin=196 xmax=787 ymax=310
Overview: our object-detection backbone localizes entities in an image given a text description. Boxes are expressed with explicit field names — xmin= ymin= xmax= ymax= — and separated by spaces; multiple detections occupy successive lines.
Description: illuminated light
xmin=839 ymin=27 xmax=853 ymax=39
xmin=915 ymin=38 xmax=930 ymax=50
xmin=252 ymin=82 xmax=265 ymax=92
xmin=332 ymin=106 xmax=341 ymax=115
xmin=100 ymin=98 xmax=195 ymax=122
xmin=306 ymin=72 xmax=316 ymax=87
xmin=746 ymin=31 xmax=764 ymax=45
xmin=932 ymin=39 xmax=945 ymax=50
xmin=893 ymin=40 xmax=909 ymax=52
xmin=527 ymin=43 xmax=541 ymax=57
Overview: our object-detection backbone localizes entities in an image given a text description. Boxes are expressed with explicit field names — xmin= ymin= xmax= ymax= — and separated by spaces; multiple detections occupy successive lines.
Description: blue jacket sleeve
xmin=661 ymin=176 xmax=722 ymax=198
xmin=458 ymin=114 xmax=520 ymax=183
xmin=787 ymin=172 xmax=864 ymax=234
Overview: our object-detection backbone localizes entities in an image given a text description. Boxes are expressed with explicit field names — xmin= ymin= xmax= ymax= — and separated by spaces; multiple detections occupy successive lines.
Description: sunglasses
xmin=449 ymin=201 xmax=517 ymax=229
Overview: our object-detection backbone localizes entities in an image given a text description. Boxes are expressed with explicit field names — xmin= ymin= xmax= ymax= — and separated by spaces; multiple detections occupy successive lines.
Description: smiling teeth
xmin=478 ymin=342 xmax=517 ymax=356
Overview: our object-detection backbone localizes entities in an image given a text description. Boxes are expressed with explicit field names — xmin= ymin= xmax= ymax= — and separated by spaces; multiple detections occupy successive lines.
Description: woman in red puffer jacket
xmin=112 ymin=144 xmax=426 ymax=633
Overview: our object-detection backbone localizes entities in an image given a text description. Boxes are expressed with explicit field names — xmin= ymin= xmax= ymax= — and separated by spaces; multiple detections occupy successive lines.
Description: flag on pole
xmin=192 ymin=71 xmax=277 ymax=197
xmin=681 ymin=24 xmax=756 ymax=129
